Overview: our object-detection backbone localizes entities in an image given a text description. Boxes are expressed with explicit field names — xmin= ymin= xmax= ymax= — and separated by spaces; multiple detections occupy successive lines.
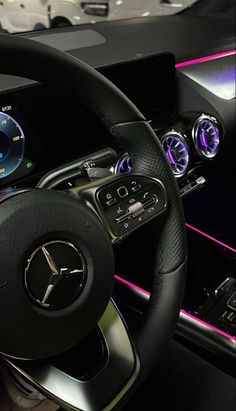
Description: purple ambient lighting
xmin=193 ymin=116 xmax=220 ymax=158
xmin=114 ymin=51 xmax=236 ymax=343
xmin=167 ymin=147 xmax=176 ymax=165
xmin=114 ymin=275 xmax=236 ymax=342
xmin=199 ymin=65 xmax=236 ymax=100
xmin=175 ymin=50 xmax=236 ymax=69
xmin=162 ymin=132 xmax=189 ymax=177
xmin=116 ymin=153 xmax=132 ymax=174
xmin=200 ymin=130 xmax=208 ymax=148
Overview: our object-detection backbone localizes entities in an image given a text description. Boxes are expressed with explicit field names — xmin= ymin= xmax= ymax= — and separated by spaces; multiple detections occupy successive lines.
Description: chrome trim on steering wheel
xmin=3 ymin=300 xmax=140 ymax=411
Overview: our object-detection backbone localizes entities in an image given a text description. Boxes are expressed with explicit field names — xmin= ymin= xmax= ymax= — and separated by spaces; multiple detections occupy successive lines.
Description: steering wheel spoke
xmin=70 ymin=174 xmax=168 ymax=242
xmin=3 ymin=300 xmax=139 ymax=411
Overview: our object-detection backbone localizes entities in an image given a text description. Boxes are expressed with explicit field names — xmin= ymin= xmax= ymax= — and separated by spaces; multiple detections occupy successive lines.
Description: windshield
xmin=0 ymin=0 xmax=199 ymax=34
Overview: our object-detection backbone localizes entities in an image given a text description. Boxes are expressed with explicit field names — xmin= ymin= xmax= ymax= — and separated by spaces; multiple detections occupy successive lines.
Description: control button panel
xmin=221 ymin=310 xmax=236 ymax=327
xmin=179 ymin=175 xmax=206 ymax=197
xmin=97 ymin=175 xmax=167 ymax=238
xmin=227 ymin=291 xmax=236 ymax=311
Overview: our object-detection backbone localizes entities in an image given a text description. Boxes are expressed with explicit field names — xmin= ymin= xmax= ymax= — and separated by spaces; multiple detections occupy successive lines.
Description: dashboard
xmin=0 ymin=50 xmax=232 ymax=207
xmin=0 ymin=89 xmax=224 ymax=185
xmin=0 ymin=49 xmax=235 ymax=244
xmin=0 ymin=12 xmax=235 ymax=377
xmin=0 ymin=97 xmax=222 ymax=182
xmin=1 ymin=47 xmax=235 ymax=258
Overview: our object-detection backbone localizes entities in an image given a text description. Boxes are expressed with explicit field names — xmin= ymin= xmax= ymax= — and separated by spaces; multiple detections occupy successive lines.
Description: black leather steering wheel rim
xmin=0 ymin=34 xmax=186 ymax=385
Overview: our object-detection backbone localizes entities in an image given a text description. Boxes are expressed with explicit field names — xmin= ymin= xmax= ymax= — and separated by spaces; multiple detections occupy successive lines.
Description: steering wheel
xmin=0 ymin=34 xmax=187 ymax=410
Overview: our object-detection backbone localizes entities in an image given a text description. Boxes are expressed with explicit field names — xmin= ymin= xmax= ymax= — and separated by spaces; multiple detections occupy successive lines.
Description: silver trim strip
xmin=177 ymin=311 xmax=236 ymax=359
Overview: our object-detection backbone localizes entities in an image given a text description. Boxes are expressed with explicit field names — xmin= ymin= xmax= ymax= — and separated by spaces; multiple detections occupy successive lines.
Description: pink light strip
xmin=114 ymin=275 xmax=150 ymax=296
xmin=114 ymin=275 xmax=236 ymax=342
xmin=115 ymin=48 xmax=236 ymax=344
xmin=185 ymin=223 xmax=236 ymax=253
xmin=181 ymin=309 xmax=236 ymax=342
xmin=175 ymin=50 xmax=236 ymax=68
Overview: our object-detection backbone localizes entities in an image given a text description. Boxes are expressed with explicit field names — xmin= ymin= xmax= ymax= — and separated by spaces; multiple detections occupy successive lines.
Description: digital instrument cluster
xmin=115 ymin=113 xmax=221 ymax=179
xmin=0 ymin=104 xmax=35 ymax=185
xmin=0 ymin=110 xmax=25 ymax=179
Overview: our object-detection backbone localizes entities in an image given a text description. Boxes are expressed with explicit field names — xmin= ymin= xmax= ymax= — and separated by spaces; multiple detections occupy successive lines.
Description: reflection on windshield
xmin=0 ymin=0 xmax=197 ymax=34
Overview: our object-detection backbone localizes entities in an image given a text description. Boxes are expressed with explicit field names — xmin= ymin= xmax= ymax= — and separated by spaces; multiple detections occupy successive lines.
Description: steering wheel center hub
xmin=0 ymin=189 xmax=114 ymax=359
xmin=25 ymin=240 xmax=87 ymax=310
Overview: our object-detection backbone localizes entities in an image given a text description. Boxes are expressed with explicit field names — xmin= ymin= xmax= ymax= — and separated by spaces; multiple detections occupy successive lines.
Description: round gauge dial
xmin=161 ymin=131 xmax=190 ymax=177
xmin=115 ymin=153 xmax=132 ymax=174
xmin=0 ymin=112 xmax=25 ymax=179
xmin=192 ymin=114 xmax=220 ymax=159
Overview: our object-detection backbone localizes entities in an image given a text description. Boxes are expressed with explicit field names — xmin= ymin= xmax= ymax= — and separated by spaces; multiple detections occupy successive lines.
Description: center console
xmin=114 ymin=224 xmax=236 ymax=375
xmin=177 ymin=226 xmax=236 ymax=368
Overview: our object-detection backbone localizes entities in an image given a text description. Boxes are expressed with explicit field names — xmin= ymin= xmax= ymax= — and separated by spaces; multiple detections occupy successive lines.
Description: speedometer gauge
xmin=0 ymin=112 xmax=25 ymax=179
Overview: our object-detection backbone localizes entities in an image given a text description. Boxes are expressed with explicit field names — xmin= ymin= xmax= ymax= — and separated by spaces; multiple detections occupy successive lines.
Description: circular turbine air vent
xmin=161 ymin=131 xmax=190 ymax=178
xmin=115 ymin=153 xmax=132 ymax=174
xmin=192 ymin=114 xmax=220 ymax=159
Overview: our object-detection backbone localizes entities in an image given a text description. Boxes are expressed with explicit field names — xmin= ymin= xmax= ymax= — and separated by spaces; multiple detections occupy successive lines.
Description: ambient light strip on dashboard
xmin=174 ymin=50 xmax=236 ymax=250
xmin=115 ymin=51 xmax=236 ymax=342
xmin=114 ymin=275 xmax=236 ymax=342
xmin=175 ymin=50 xmax=236 ymax=68
xmin=186 ymin=223 xmax=236 ymax=253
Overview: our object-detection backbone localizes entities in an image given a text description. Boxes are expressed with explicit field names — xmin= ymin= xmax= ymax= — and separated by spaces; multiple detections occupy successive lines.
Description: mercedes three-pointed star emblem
xmin=25 ymin=241 xmax=87 ymax=309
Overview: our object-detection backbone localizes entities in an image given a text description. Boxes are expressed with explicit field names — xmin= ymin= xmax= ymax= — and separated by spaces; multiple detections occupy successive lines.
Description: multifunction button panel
xmin=96 ymin=175 xmax=167 ymax=239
